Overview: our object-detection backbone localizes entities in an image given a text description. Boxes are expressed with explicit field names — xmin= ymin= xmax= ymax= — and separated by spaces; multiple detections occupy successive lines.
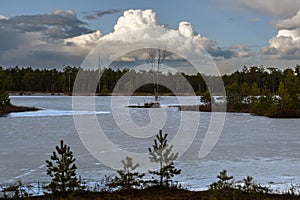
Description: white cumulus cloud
xmin=65 ymin=30 xmax=102 ymax=47
xmin=65 ymin=9 xmax=253 ymax=62
xmin=114 ymin=9 xmax=160 ymax=33
xmin=64 ymin=30 xmax=102 ymax=55
xmin=178 ymin=21 xmax=195 ymax=38
xmin=262 ymin=9 xmax=300 ymax=59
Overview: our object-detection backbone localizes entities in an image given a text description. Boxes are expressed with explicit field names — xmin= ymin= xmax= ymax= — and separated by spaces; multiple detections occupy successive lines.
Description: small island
xmin=127 ymin=101 xmax=161 ymax=108
xmin=0 ymin=91 xmax=39 ymax=115
xmin=176 ymin=103 xmax=300 ymax=118
xmin=0 ymin=104 xmax=39 ymax=115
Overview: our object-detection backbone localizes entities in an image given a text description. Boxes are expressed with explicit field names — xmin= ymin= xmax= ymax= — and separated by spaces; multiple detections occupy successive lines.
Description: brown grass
xmin=9 ymin=187 xmax=299 ymax=200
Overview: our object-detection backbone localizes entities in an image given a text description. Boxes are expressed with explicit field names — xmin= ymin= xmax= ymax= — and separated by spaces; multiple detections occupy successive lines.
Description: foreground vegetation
xmin=1 ymin=133 xmax=300 ymax=199
xmin=1 ymin=171 xmax=300 ymax=200
xmin=2 ymin=187 xmax=300 ymax=200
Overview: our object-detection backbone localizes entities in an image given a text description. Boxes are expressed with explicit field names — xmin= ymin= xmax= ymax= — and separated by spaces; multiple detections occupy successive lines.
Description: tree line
xmin=1 ymin=65 xmax=300 ymax=95
xmin=0 ymin=66 xmax=79 ymax=94
xmin=2 ymin=64 xmax=300 ymax=117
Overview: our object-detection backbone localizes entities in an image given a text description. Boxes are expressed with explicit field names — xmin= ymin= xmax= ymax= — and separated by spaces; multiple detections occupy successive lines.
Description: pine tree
xmin=0 ymin=78 xmax=10 ymax=107
xmin=46 ymin=140 xmax=79 ymax=194
xmin=148 ymin=130 xmax=181 ymax=187
xmin=0 ymin=90 xmax=10 ymax=106
xmin=112 ymin=156 xmax=145 ymax=190
xmin=278 ymin=81 xmax=292 ymax=109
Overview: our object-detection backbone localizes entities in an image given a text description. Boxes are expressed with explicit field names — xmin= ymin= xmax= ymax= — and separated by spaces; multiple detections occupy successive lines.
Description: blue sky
xmin=0 ymin=0 xmax=300 ymax=73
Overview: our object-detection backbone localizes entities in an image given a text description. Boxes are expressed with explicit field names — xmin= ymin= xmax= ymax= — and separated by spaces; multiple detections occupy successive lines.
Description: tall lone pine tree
xmin=46 ymin=140 xmax=79 ymax=194
xmin=148 ymin=130 xmax=181 ymax=187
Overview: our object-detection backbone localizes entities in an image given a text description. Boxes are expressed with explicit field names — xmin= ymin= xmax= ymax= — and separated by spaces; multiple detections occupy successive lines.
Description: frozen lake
xmin=1 ymin=96 xmax=300 ymax=191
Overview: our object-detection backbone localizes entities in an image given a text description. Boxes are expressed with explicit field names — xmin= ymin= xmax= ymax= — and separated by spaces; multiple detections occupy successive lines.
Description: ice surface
xmin=0 ymin=96 xmax=300 ymax=194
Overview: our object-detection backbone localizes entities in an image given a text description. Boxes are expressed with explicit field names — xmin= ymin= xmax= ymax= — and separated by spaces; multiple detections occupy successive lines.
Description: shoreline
xmin=8 ymin=92 xmax=217 ymax=96
xmin=8 ymin=94 xmax=300 ymax=118
xmin=176 ymin=104 xmax=300 ymax=118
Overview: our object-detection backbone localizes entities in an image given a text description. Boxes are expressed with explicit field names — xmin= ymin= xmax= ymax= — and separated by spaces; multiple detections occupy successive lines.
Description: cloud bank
xmin=216 ymin=0 xmax=300 ymax=17
xmin=0 ymin=10 xmax=92 ymax=40
xmin=0 ymin=10 xmax=96 ymax=67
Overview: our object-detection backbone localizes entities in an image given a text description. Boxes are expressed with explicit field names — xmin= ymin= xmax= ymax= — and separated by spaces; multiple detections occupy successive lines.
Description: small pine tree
xmin=242 ymin=176 xmax=270 ymax=194
xmin=148 ymin=130 xmax=181 ymax=187
xmin=46 ymin=140 xmax=79 ymax=194
xmin=111 ymin=156 xmax=145 ymax=190
xmin=210 ymin=169 xmax=233 ymax=190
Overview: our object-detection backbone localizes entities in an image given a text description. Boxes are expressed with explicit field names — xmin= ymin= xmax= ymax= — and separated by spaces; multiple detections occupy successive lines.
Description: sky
xmin=0 ymin=0 xmax=300 ymax=74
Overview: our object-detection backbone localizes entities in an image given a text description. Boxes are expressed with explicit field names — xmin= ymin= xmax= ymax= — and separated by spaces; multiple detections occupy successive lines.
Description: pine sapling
xmin=46 ymin=140 xmax=79 ymax=194
xmin=110 ymin=156 xmax=144 ymax=190
xmin=148 ymin=130 xmax=181 ymax=187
